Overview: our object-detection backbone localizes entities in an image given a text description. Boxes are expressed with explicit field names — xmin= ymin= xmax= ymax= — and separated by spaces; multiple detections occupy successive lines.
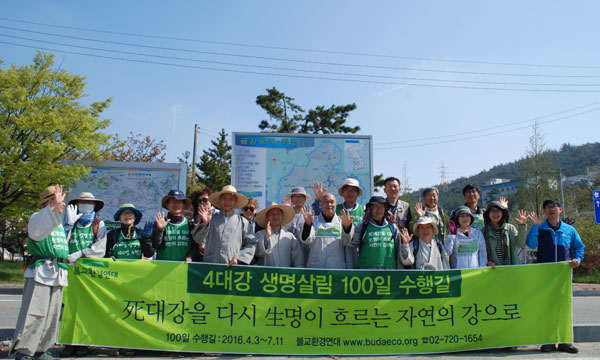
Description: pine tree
xmin=196 ymin=129 xmax=231 ymax=190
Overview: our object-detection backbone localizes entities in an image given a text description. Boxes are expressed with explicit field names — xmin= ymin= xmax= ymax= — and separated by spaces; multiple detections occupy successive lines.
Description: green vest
xmin=69 ymin=224 xmax=95 ymax=254
xmin=471 ymin=213 xmax=484 ymax=231
xmin=157 ymin=218 xmax=191 ymax=261
xmin=112 ymin=230 xmax=142 ymax=259
xmin=357 ymin=222 xmax=396 ymax=269
xmin=336 ymin=203 xmax=365 ymax=228
xmin=27 ymin=225 xmax=69 ymax=270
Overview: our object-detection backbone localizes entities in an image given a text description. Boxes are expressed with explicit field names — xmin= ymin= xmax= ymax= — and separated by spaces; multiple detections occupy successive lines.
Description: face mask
xmin=78 ymin=204 xmax=95 ymax=213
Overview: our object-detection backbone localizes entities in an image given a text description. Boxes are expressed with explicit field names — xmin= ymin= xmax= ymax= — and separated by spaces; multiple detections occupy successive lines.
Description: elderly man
xmin=313 ymin=179 xmax=365 ymax=267
xmin=196 ymin=185 xmax=256 ymax=266
xmin=10 ymin=185 xmax=68 ymax=360
xmin=283 ymin=187 xmax=312 ymax=258
xmin=527 ymin=198 xmax=584 ymax=354
xmin=254 ymin=203 xmax=305 ymax=267
xmin=415 ymin=187 xmax=449 ymax=243
xmin=383 ymin=177 xmax=412 ymax=232
xmin=300 ymin=193 xmax=354 ymax=269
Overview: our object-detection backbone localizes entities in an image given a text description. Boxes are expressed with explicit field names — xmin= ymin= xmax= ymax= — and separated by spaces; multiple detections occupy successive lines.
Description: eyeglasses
xmin=243 ymin=207 xmax=256 ymax=212
xmin=198 ymin=197 xmax=209 ymax=203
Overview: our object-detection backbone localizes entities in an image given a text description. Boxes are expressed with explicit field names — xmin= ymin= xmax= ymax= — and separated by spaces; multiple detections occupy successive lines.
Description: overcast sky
xmin=2 ymin=1 xmax=600 ymax=192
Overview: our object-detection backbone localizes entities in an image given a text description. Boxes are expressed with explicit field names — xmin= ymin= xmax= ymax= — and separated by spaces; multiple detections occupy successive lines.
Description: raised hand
xmin=302 ymin=204 xmax=314 ymax=226
xmin=399 ymin=227 xmax=413 ymax=244
xmin=65 ymin=204 xmax=82 ymax=225
xmin=265 ymin=221 xmax=272 ymax=240
xmin=154 ymin=211 xmax=171 ymax=230
xmin=528 ymin=212 xmax=543 ymax=226
xmin=340 ymin=209 xmax=354 ymax=228
xmin=498 ymin=196 xmax=509 ymax=209
xmin=283 ymin=196 xmax=292 ymax=206
xmin=312 ymin=182 xmax=327 ymax=201
xmin=198 ymin=207 xmax=213 ymax=224
xmin=415 ymin=202 xmax=426 ymax=217
xmin=515 ymin=209 xmax=528 ymax=225
xmin=51 ymin=184 xmax=66 ymax=214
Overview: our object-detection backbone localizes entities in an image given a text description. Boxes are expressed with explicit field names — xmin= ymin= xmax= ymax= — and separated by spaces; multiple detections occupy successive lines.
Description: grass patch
xmin=0 ymin=260 xmax=25 ymax=283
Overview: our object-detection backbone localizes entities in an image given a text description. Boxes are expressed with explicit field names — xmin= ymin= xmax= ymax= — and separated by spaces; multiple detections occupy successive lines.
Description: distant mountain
xmin=404 ymin=142 xmax=600 ymax=211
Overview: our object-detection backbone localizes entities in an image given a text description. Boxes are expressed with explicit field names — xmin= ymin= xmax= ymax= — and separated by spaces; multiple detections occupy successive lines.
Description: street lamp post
xmin=192 ymin=124 xmax=198 ymax=185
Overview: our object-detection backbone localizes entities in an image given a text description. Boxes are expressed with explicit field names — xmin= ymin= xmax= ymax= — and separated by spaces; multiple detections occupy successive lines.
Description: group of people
xmin=11 ymin=177 xmax=586 ymax=359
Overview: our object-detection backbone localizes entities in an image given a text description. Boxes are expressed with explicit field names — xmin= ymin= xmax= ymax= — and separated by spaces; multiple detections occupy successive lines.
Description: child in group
xmin=105 ymin=204 xmax=154 ymax=259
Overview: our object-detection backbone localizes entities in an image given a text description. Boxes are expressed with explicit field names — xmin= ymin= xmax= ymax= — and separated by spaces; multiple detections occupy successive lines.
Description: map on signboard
xmin=68 ymin=162 xmax=185 ymax=225
xmin=233 ymin=133 xmax=372 ymax=209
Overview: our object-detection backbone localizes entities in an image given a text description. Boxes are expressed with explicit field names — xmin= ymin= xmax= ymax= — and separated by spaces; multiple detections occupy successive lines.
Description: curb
xmin=0 ymin=288 xmax=22 ymax=295
xmin=574 ymin=325 xmax=600 ymax=342
xmin=573 ymin=290 xmax=600 ymax=297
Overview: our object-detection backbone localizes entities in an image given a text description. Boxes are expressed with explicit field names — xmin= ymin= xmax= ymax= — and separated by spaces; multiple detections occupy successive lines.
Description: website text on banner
xmin=59 ymin=260 xmax=572 ymax=355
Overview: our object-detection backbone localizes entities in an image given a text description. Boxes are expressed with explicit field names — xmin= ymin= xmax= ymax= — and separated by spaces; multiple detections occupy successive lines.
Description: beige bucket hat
xmin=413 ymin=216 xmax=439 ymax=236
xmin=208 ymin=185 xmax=248 ymax=209
xmin=68 ymin=192 xmax=104 ymax=212
xmin=338 ymin=178 xmax=363 ymax=197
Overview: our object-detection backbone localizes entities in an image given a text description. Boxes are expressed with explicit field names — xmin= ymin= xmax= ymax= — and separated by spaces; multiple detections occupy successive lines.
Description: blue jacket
xmin=526 ymin=221 xmax=585 ymax=263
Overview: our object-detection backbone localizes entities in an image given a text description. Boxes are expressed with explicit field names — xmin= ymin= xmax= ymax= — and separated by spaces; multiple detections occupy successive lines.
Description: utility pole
xmin=192 ymin=124 xmax=198 ymax=185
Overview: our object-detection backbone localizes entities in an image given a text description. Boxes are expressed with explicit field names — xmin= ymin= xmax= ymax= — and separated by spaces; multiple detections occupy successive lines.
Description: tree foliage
xmin=256 ymin=87 xmax=359 ymax=134
xmin=521 ymin=120 xmax=557 ymax=213
xmin=196 ymin=129 xmax=231 ymax=190
xmin=99 ymin=132 xmax=167 ymax=162
xmin=0 ymin=52 xmax=111 ymax=221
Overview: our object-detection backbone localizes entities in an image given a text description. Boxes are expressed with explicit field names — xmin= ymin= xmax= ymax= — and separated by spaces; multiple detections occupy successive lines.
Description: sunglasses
xmin=198 ymin=197 xmax=209 ymax=203
xmin=243 ymin=207 xmax=256 ymax=212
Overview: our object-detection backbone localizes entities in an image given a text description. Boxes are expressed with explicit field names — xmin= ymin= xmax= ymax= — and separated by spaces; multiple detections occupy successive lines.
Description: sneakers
xmin=540 ymin=344 xmax=556 ymax=352
xmin=557 ymin=343 xmax=579 ymax=354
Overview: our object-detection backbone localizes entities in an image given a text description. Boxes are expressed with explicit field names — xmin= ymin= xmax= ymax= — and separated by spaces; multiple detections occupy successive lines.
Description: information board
xmin=63 ymin=161 xmax=187 ymax=225
xmin=232 ymin=133 xmax=372 ymax=208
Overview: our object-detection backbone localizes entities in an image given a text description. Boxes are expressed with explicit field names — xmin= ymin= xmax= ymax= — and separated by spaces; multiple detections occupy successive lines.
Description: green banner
xmin=59 ymin=260 xmax=572 ymax=354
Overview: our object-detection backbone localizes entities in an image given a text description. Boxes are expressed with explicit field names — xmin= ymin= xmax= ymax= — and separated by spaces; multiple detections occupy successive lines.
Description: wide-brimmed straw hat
xmin=161 ymin=189 xmax=192 ymax=209
xmin=68 ymin=192 xmax=104 ymax=212
xmin=208 ymin=185 xmax=248 ymax=209
xmin=113 ymin=203 xmax=143 ymax=225
xmin=37 ymin=185 xmax=70 ymax=207
xmin=413 ymin=216 xmax=439 ymax=236
xmin=285 ymin=187 xmax=311 ymax=202
xmin=338 ymin=178 xmax=363 ymax=197
xmin=255 ymin=203 xmax=295 ymax=228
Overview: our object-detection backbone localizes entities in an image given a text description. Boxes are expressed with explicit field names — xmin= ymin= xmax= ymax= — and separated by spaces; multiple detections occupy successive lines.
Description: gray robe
xmin=301 ymin=214 xmax=353 ymax=269
xmin=255 ymin=228 xmax=305 ymax=267
xmin=195 ymin=213 xmax=256 ymax=264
